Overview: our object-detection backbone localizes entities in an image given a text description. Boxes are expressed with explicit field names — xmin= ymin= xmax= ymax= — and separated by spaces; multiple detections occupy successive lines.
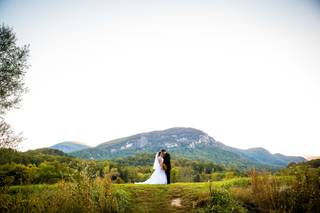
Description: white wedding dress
xmin=135 ymin=153 xmax=167 ymax=184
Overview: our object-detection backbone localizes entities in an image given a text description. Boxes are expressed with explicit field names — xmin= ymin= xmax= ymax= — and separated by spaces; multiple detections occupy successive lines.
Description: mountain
xmin=50 ymin=141 xmax=90 ymax=153
xmin=305 ymin=156 xmax=320 ymax=160
xmin=70 ymin=127 xmax=305 ymax=170
xmin=273 ymin=153 xmax=307 ymax=164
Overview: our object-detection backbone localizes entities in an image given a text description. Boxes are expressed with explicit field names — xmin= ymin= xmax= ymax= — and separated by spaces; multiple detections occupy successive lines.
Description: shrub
xmin=194 ymin=185 xmax=247 ymax=213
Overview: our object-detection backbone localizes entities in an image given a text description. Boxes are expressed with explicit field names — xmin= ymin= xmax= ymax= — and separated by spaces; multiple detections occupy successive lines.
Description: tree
xmin=0 ymin=121 xmax=22 ymax=148
xmin=0 ymin=24 xmax=29 ymax=148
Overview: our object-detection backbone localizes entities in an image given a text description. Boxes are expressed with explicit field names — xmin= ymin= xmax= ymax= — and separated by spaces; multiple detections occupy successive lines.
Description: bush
xmin=194 ymin=186 xmax=247 ymax=213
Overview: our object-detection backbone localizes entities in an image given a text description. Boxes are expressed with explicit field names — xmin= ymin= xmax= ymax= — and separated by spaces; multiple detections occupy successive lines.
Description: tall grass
xmin=1 ymin=167 xmax=319 ymax=212
xmin=232 ymin=168 xmax=320 ymax=213
xmin=0 ymin=169 xmax=131 ymax=212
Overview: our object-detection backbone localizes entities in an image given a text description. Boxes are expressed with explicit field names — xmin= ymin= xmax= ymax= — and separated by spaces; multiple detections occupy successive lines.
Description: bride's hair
xmin=158 ymin=151 xmax=161 ymax=156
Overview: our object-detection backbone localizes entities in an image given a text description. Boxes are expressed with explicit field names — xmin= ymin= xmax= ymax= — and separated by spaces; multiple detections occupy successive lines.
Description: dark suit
xmin=163 ymin=153 xmax=171 ymax=184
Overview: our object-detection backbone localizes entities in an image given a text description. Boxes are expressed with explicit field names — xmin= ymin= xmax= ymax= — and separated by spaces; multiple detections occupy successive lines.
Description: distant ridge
xmin=305 ymin=156 xmax=320 ymax=160
xmin=50 ymin=141 xmax=90 ymax=153
xmin=68 ymin=127 xmax=305 ymax=170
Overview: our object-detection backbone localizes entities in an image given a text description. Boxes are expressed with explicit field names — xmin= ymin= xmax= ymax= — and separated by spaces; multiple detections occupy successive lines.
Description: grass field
xmin=114 ymin=178 xmax=249 ymax=212
xmin=7 ymin=178 xmax=250 ymax=213
xmin=5 ymin=174 xmax=319 ymax=213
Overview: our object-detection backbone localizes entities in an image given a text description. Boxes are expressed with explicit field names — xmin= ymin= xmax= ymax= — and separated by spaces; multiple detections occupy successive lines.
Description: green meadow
xmin=3 ymin=172 xmax=320 ymax=213
xmin=5 ymin=178 xmax=249 ymax=213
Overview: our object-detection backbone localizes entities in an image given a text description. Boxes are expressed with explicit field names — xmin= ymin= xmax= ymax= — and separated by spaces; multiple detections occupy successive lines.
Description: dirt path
xmin=114 ymin=183 xmax=209 ymax=213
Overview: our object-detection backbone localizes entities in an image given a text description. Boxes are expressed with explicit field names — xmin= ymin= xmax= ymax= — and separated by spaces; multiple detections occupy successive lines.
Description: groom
xmin=161 ymin=149 xmax=171 ymax=184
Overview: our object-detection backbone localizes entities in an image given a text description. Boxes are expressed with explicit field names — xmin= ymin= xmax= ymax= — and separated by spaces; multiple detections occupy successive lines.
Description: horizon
xmin=1 ymin=0 xmax=320 ymax=157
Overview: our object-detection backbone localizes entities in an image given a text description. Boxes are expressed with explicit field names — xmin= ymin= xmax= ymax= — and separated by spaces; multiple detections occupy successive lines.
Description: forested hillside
xmin=70 ymin=127 xmax=305 ymax=170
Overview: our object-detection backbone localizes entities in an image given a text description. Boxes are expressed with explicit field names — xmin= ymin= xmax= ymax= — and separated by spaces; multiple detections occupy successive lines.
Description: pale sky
xmin=1 ymin=0 xmax=320 ymax=157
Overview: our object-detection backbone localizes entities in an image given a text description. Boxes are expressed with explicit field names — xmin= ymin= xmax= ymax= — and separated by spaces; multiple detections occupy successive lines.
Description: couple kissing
xmin=135 ymin=149 xmax=171 ymax=184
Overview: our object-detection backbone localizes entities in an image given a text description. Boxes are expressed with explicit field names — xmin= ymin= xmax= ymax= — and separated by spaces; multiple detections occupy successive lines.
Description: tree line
xmin=0 ymin=148 xmax=245 ymax=185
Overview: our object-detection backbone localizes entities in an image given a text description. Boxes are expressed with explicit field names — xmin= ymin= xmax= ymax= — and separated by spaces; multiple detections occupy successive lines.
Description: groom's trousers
xmin=166 ymin=170 xmax=171 ymax=184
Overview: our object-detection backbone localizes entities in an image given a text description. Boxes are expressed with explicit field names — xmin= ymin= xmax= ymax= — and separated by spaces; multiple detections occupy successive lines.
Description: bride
xmin=135 ymin=151 xmax=167 ymax=184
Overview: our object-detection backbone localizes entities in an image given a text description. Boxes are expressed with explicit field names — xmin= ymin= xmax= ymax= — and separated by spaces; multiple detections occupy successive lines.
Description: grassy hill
xmin=113 ymin=178 xmax=249 ymax=213
xmin=7 ymin=178 xmax=249 ymax=213
xmin=8 ymin=172 xmax=319 ymax=213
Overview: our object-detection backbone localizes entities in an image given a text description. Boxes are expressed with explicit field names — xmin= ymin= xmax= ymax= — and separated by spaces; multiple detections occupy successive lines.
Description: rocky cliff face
xmin=66 ymin=127 xmax=305 ymax=169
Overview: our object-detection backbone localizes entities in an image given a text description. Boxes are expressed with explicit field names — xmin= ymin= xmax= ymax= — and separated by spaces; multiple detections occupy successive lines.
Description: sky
xmin=1 ymin=0 xmax=320 ymax=157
